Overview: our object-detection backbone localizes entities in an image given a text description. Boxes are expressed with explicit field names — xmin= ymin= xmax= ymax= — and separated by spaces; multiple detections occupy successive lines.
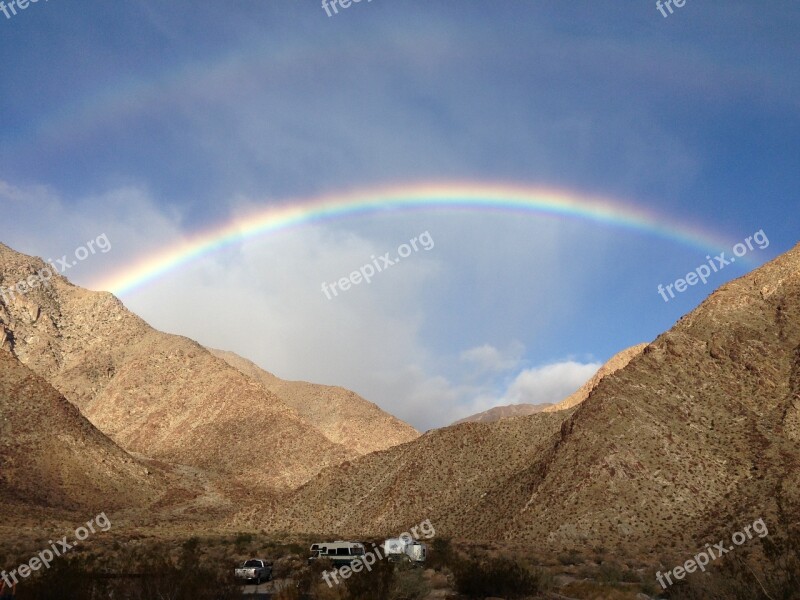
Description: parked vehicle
xmin=234 ymin=558 xmax=273 ymax=584
xmin=383 ymin=537 xmax=427 ymax=564
xmin=308 ymin=541 xmax=367 ymax=566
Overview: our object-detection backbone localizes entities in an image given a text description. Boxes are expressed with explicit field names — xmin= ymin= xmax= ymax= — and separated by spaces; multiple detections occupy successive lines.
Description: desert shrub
xmin=14 ymin=554 xmax=102 ymax=600
xmin=274 ymin=579 xmax=320 ymax=600
xmin=274 ymin=586 xmax=301 ymax=600
xmin=293 ymin=559 xmax=330 ymax=596
xmin=558 ymin=549 xmax=583 ymax=565
xmin=234 ymin=532 xmax=254 ymax=552
xmin=452 ymin=555 xmax=541 ymax=599
xmin=181 ymin=537 xmax=200 ymax=554
xmin=273 ymin=554 xmax=303 ymax=579
xmin=428 ymin=537 xmax=453 ymax=569
xmin=388 ymin=566 xmax=430 ymax=600
xmin=343 ymin=554 xmax=395 ymax=600
xmin=561 ymin=580 xmax=640 ymax=600
xmin=427 ymin=569 xmax=450 ymax=589
xmin=15 ymin=542 xmax=239 ymax=600
xmin=284 ymin=542 xmax=306 ymax=556
xmin=598 ymin=560 xmax=623 ymax=583
xmin=665 ymin=553 xmax=800 ymax=600
xmin=666 ymin=508 xmax=800 ymax=600
xmin=308 ymin=580 xmax=348 ymax=600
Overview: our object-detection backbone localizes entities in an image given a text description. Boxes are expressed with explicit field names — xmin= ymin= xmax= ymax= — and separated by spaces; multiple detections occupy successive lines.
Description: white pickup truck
xmin=234 ymin=558 xmax=273 ymax=584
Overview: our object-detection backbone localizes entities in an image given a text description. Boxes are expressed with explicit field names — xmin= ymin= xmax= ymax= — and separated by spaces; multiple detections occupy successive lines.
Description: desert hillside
xmin=3 ymin=238 xmax=799 ymax=564
xmin=239 ymin=410 xmax=568 ymax=536
xmin=0 ymin=350 xmax=169 ymax=514
xmin=261 ymin=244 xmax=800 ymax=559
xmin=454 ymin=344 xmax=645 ymax=425
xmin=541 ymin=343 xmax=647 ymax=413
xmin=0 ymin=244 xmax=414 ymax=492
xmin=211 ymin=348 xmax=419 ymax=454
xmin=453 ymin=401 xmax=553 ymax=424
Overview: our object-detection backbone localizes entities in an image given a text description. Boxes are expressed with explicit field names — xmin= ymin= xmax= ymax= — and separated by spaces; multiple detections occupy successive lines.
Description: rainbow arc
xmin=90 ymin=182 xmax=745 ymax=296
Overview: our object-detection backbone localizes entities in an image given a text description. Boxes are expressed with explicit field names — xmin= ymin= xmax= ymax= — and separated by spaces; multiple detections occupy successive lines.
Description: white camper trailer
xmin=383 ymin=537 xmax=427 ymax=564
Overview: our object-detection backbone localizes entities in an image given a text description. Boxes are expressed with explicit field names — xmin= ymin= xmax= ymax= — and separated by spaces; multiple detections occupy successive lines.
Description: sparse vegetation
xmin=12 ymin=551 xmax=240 ymax=600
xmin=387 ymin=564 xmax=430 ymax=600
xmin=558 ymin=549 xmax=583 ymax=565
xmin=428 ymin=536 xmax=454 ymax=569
xmin=452 ymin=554 xmax=543 ymax=598
xmin=665 ymin=508 xmax=800 ymax=600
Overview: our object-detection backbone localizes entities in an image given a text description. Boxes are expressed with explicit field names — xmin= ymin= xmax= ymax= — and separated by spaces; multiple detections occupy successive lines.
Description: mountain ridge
xmin=0 ymin=243 xmax=416 ymax=494
xmin=248 ymin=243 xmax=800 ymax=559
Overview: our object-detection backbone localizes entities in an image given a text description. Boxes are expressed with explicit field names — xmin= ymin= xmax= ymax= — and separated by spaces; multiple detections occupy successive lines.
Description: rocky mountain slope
xmin=542 ymin=343 xmax=647 ymax=412
xmin=259 ymin=410 xmax=570 ymax=538
xmin=0 ymin=350 xmax=169 ymax=514
xmin=0 ymin=243 xmax=414 ymax=492
xmin=263 ymin=244 xmax=800 ymax=559
xmin=210 ymin=349 xmax=419 ymax=455
xmin=452 ymin=402 xmax=553 ymax=424
xmin=453 ymin=344 xmax=645 ymax=425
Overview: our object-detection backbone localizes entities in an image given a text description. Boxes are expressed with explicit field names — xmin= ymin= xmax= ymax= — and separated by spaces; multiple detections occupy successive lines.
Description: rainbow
xmin=90 ymin=181 xmax=746 ymax=296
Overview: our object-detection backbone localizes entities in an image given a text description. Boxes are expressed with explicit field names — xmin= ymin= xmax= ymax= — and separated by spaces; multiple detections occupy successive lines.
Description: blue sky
xmin=1 ymin=1 xmax=798 ymax=429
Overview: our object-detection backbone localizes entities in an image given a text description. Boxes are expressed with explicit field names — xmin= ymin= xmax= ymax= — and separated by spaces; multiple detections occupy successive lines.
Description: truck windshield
xmin=244 ymin=560 xmax=261 ymax=567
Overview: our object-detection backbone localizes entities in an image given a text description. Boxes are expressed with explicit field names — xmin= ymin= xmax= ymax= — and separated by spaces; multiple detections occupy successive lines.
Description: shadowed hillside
xmin=0 ymin=350 xmax=169 ymax=514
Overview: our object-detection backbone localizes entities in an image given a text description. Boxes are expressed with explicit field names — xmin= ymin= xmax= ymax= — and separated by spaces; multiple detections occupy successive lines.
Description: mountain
xmin=262 ymin=243 xmax=800 ymax=559
xmin=0 ymin=350 xmax=168 ymax=514
xmin=452 ymin=344 xmax=645 ymax=425
xmin=0 ymin=243 xmax=413 ymax=493
xmin=210 ymin=349 xmax=419 ymax=455
xmin=452 ymin=402 xmax=553 ymax=424
xmin=258 ymin=410 xmax=569 ymax=537
xmin=541 ymin=343 xmax=647 ymax=412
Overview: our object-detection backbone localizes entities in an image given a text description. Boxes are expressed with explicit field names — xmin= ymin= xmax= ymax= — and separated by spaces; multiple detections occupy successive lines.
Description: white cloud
xmin=502 ymin=361 xmax=602 ymax=406
xmin=460 ymin=342 xmax=524 ymax=374
xmin=446 ymin=359 xmax=602 ymax=424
